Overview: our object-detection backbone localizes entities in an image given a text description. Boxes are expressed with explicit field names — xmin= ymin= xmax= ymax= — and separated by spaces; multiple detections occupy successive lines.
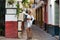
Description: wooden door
xmin=36 ymin=7 xmax=43 ymax=27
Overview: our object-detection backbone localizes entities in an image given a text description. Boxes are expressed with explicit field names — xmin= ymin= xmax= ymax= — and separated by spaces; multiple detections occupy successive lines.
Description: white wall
xmin=5 ymin=15 xmax=17 ymax=21
xmin=5 ymin=0 xmax=24 ymax=8
xmin=48 ymin=0 xmax=55 ymax=25
xmin=5 ymin=0 xmax=24 ymax=31
xmin=6 ymin=9 xmax=16 ymax=14
xmin=5 ymin=0 xmax=17 ymax=8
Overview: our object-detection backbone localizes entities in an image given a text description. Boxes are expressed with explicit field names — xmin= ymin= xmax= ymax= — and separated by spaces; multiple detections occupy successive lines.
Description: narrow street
xmin=0 ymin=0 xmax=59 ymax=40
xmin=0 ymin=25 xmax=57 ymax=40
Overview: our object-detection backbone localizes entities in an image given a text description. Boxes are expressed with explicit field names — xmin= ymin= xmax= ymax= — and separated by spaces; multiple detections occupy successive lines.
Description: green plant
xmin=16 ymin=0 xmax=30 ymax=18
xmin=22 ymin=0 xmax=29 ymax=8
xmin=8 ymin=0 xmax=15 ymax=5
xmin=16 ymin=2 xmax=23 ymax=18
xmin=22 ymin=0 xmax=28 ymax=4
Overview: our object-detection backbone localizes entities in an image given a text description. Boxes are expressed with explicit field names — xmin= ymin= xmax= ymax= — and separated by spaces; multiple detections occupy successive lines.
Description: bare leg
xmin=26 ymin=28 xmax=29 ymax=38
xmin=29 ymin=28 xmax=32 ymax=38
xmin=26 ymin=28 xmax=32 ymax=39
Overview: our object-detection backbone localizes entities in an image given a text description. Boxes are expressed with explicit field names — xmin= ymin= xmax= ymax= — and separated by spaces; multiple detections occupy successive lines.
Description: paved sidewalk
xmin=0 ymin=25 xmax=57 ymax=40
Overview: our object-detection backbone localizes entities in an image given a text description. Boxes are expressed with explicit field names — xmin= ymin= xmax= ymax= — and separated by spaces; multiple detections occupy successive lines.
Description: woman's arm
xmin=22 ymin=11 xmax=28 ymax=15
xmin=31 ymin=15 xmax=34 ymax=22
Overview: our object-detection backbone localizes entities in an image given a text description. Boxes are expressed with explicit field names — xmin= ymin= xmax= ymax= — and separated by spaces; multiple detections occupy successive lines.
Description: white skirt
xmin=24 ymin=21 xmax=32 ymax=29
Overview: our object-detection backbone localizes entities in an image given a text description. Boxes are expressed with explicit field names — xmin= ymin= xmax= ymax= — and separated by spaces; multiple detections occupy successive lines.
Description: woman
xmin=23 ymin=9 xmax=34 ymax=39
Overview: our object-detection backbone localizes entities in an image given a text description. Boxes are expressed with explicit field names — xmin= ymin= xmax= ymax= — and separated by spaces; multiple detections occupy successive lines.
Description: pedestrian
xmin=22 ymin=9 xmax=34 ymax=39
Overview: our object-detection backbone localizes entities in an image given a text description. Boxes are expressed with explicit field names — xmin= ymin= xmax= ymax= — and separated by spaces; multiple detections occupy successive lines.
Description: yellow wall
xmin=30 ymin=8 xmax=36 ymax=20
xmin=30 ymin=0 xmax=34 ymax=4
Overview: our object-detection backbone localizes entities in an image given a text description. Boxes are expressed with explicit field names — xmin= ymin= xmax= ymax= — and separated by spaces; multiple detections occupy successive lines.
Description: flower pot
xmin=8 ymin=1 xmax=14 ymax=5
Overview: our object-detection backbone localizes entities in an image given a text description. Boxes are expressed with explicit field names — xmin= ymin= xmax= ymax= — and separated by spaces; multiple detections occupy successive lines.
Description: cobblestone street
xmin=0 ymin=25 xmax=57 ymax=40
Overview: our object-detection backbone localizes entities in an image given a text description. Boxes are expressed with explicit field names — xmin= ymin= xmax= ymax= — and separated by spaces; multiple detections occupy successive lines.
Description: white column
xmin=17 ymin=1 xmax=24 ymax=31
xmin=48 ymin=0 xmax=55 ymax=25
xmin=18 ymin=13 xmax=24 ymax=31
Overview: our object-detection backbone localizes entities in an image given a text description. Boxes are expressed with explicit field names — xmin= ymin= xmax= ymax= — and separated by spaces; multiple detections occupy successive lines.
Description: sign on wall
xmin=6 ymin=9 xmax=17 ymax=14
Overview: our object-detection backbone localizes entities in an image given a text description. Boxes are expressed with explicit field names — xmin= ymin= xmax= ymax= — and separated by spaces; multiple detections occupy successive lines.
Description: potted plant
xmin=8 ymin=0 xmax=15 ymax=5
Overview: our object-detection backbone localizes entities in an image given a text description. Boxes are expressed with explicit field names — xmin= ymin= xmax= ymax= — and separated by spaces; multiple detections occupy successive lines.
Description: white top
xmin=22 ymin=11 xmax=34 ymax=28
xmin=22 ymin=11 xmax=34 ymax=22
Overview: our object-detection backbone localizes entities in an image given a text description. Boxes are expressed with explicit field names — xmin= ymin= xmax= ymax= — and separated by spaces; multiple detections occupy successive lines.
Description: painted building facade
xmin=43 ymin=0 xmax=59 ymax=37
xmin=0 ymin=0 xmax=59 ymax=38
xmin=5 ymin=0 xmax=35 ymax=38
xmin=1 ymin=0 xmax=44 ymax=38
xmin=35 ymin=0 xmax=59 ymax=37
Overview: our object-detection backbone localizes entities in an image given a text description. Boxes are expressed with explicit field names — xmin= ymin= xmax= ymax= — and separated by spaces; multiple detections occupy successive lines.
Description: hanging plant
xmin=16 ymin=2 xmax=23 ymax=18
xmin=22 ymin=0 xmax=29 ymax=8
xmin=8 ymin=0 xmax=15 ymax=5
xmin=22 ymin=0 xmax=28 ymax=4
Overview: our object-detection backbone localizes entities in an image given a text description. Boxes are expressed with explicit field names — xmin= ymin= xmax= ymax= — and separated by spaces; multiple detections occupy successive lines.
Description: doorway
xmin=36 ymin=7 xmax=43 ymax=27
xmin=0 ymin=0 xmax=5 ymax=36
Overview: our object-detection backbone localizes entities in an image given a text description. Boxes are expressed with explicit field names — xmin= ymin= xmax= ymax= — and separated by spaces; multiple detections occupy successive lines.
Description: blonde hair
xmin=28 ymin=9 xmax=32 ymax=13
